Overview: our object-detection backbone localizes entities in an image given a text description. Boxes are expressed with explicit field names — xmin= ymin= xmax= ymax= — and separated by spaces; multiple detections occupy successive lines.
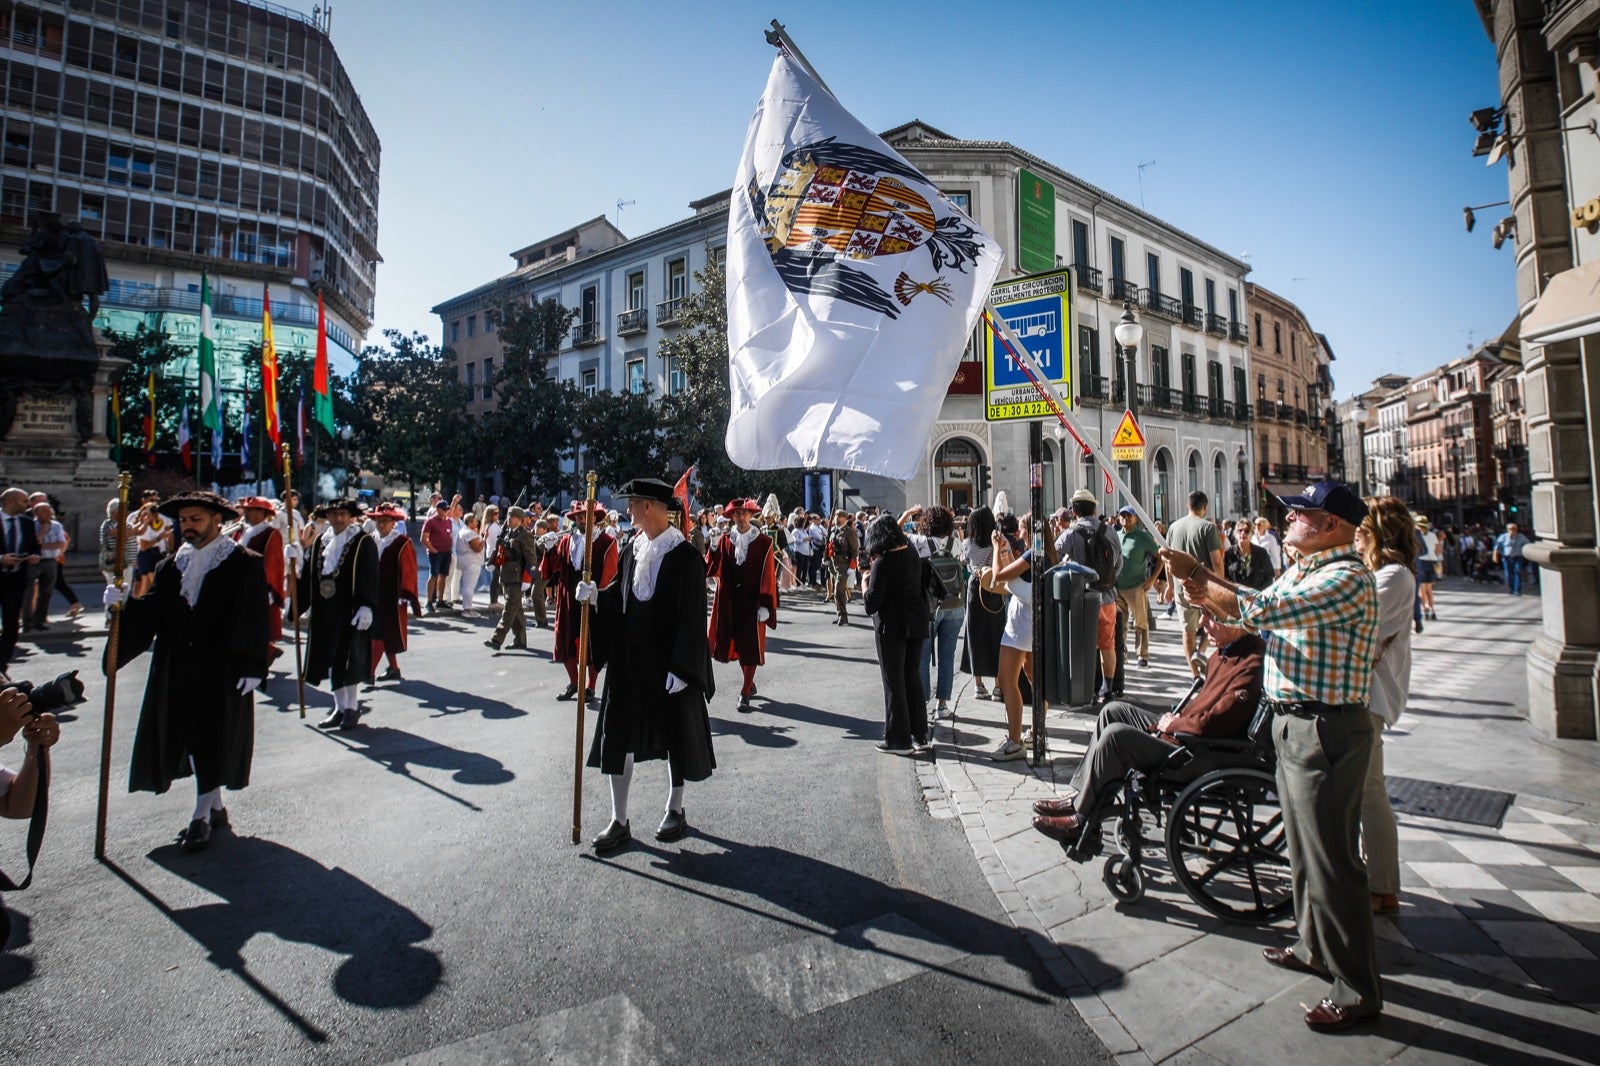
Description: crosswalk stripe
xmin=733 ymin=912 xmax=967 ymax=1019
xmin=384 ymin=993 xmax=677 ymax=1066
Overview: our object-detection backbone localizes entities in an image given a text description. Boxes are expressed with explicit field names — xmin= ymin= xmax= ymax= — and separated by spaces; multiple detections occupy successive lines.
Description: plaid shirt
xmin=1234 ymin=545 xmax=1378 ymax=705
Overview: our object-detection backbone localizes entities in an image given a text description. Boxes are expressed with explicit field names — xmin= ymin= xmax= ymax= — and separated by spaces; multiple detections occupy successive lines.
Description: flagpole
xmin=283 ymin=443 xmax=305 ymax=719
xmin=982 ymin=307 xmax=1167 ymax=550
xmin=572 ymin=470 xmax=598 ymax=845
xmin=764 ymin=21 xmax=835 ymax=97
xmin=96 ymin=471 xmax=132 ymax=859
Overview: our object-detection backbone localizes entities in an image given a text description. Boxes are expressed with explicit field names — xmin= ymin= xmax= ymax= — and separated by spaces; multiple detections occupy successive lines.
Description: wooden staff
xmin=571 ymin=470 xmax=598 ymax=845
xmin=283 ymin=444 xmax=305 ymax=718
xmin=95 ymin=471 xmax=132 ymax=860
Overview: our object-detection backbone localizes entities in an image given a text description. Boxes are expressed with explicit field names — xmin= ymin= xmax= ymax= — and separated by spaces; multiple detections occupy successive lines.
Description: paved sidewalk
xmin=917 ymin=577 xmax=1600 ymax=1064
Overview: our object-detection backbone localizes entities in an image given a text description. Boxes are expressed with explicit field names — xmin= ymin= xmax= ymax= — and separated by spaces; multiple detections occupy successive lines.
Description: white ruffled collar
xmin=173 ymin=534 xmax=236 ymax=607
xmin=320 ymin=525 xmax=357 ymax=576
xmin=630 ymin=525 xmax=684 ymax=604
xmin=729 ymin=524 xmax=760 ymax=565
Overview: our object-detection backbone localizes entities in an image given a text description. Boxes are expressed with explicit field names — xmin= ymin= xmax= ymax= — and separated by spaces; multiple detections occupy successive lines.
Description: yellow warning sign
xmin=1110 ymin=409 xmax=1146 ymax=462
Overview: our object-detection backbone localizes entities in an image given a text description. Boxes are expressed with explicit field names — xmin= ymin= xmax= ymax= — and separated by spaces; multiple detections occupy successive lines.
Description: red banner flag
xmin=261 ymin=287 xmax=281 ymax=447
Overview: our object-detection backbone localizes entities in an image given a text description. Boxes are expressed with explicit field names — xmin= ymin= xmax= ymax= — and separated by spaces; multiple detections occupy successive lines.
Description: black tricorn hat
xmin=314 ymin=498 xmax=367 ymax=518
xmin=613 ymin=478 xmax=675 ymax=505
xmin=158 ymin=490 xmax=239 ymax=521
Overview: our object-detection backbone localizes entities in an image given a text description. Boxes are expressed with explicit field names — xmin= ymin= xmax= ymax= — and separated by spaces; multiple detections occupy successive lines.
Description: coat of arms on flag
xmin=726 ymin=55 xmax=1002 ymax=480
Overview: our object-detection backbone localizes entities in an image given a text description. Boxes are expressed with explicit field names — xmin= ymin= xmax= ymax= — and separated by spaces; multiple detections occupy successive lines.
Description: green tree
xmin=657 ymin=262 xmax=807 ymax=507
xmin=347 ymin=330 xmax=470 ymax=504
xmin=484 ymin=297 xmax=583 ymax=500
xmin=579 ymin=385 xmax=663 ymax=487
xmin=105 ymin=323 xmax=189 ymax=470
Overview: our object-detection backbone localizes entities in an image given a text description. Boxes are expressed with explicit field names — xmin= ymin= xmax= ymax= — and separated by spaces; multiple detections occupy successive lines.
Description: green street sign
xmin=1017 ymin=167 xmax=1056 ymax=275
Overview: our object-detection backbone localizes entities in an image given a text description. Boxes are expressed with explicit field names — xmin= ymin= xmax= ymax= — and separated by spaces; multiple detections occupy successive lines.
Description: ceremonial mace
xmin=572 ymin=470 xmax=598 ymax=845
xmin=95 ymin=471 xmax=132 ymax=859
xmin=283 ymin=444 xmax=306 ymax=718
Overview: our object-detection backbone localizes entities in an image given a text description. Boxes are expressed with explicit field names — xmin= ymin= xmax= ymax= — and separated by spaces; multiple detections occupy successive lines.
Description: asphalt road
xmin=0 ymin=583 xmax=1110 ymax=1065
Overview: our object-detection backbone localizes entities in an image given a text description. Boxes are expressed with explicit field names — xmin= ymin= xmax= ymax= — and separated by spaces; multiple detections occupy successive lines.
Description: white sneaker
xmin=933 ymin=702 xmax=950 ymax=720
xmin=989 ymin=738 xmax=1026 ymax=762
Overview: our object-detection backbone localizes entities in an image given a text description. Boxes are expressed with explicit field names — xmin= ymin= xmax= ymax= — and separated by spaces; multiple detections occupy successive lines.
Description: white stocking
xmin=192 ymin=786 xmax=221 ymax=821
xmin=608 ymin=754 xmax=635 ymax=825
xmin=667 ymin=759 xmax=683 ymax=814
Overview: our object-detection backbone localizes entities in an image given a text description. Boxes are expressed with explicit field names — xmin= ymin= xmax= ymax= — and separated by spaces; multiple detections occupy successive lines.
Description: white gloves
xmin=102 ymin=585 xmax=125 ymax=609
xmin=236 ymin=677 xmax=262 ymax=695
xmin=757 ymin=607 xmax=771 ymax=623
xmin=285 ymin=543 xmax=304 ymax=562
xmin=665 ymin=672 xmax=687 ymax=695
xmin=574 ymin=580 xmax=598 ymax=604
xmin=352 ymin=607 xmax=373 ymax=631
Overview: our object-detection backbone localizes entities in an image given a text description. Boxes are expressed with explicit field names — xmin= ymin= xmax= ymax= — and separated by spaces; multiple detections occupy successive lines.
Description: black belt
xmin=1262 ymin=698 xmax=1368 ymax=717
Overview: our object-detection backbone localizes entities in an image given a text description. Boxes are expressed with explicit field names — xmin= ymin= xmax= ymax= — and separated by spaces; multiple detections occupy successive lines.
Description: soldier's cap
xmin=722 ymin=497 xmax=761 ymax=517
xmin=314 ymin=498 xmax=367 ymax=518
xmin=507 ymin=506 xmax=528 ymax=519
xmin=238 ymin=495 xmax=277 ymax=515
xmin=158 ymin=490 xmax=239 ymax=521
xmin=613 ymin=478 xmax=675 ymax=505
xmin=567 ymin=499 xmax=607 ymax=517
xmin=1274 ymin=481 xmax=1368 ymax=527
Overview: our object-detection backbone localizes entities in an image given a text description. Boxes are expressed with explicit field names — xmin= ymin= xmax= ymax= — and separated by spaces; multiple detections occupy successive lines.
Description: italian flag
xmin=198 ymin=273 xmax=220 ymax=431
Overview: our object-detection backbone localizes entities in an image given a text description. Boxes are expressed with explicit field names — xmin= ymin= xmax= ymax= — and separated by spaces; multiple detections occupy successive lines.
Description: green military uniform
xmin=489 ymin=516 xmax=540 ymax=649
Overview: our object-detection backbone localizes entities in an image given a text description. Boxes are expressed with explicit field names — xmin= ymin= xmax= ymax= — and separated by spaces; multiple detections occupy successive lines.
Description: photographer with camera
xmin=0 ymin=684 xmax=60 ymax=819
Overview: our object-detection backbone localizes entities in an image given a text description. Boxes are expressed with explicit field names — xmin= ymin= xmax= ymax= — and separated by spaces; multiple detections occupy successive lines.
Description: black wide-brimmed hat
xmin=613 ymin=478 xmax=675 ymax=505
xmin=158 ymin=490 xmax=239 ymax=521
xmin=314 ymin=498 xmax=366 ymax=518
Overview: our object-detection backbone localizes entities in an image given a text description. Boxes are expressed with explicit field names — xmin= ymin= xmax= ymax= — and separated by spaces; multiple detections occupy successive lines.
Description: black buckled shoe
xmin=591 ymin=819 xmax=631 ymax=853
xmin=484 ymin=639 xmax=502 ymax=650
xmin=738 ymin=693 xmax=752 ymax=713
xmin=317 ymin=709 xmax=344 ymax=729
xmin=209 ymin=807 xmax=231 ymax=832
xmin=556 ymin=684 xmax=578 ymax=701
xmin=380 ymin=666 xmax=402 ymax=682
xmin=585 ymin=688 xmax=597 ymax=704
xmin=655 ymin=808 xmax=688 ymax=842
xmin=339 ymin=708 xmax=361 ymax=730
xmin=181 ymin=818 xmax=211 ymax=852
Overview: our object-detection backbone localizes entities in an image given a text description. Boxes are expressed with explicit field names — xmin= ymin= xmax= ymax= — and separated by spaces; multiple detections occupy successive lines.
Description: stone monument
xmin=0 ymin=212 xmax=125 ymax=547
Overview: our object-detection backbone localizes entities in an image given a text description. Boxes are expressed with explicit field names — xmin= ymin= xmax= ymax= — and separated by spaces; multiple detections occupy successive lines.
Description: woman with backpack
xmin=916 ymin=506 xmax=965 ymax=720
xmin=960 ymin=506 xmax=1004 ymax=701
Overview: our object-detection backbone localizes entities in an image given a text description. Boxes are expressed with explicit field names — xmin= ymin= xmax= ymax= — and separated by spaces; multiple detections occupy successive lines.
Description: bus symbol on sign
xmin=988 ymin=294 xmax=1066 ymax=388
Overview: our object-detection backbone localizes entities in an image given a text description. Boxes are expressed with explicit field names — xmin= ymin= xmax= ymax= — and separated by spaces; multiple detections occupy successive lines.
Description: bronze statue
xmin=2 ymin=213 xmax=107 ymax=319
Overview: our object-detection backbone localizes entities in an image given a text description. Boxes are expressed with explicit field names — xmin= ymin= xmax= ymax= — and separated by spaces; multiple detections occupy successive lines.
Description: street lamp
xmin=1352 ymin=406 xmax=1369 ymax=493
xmin=1112 ymin=300 xmax=1145 ymax=501
xmin=1448 ymin=442 xmax=1465 ymax=529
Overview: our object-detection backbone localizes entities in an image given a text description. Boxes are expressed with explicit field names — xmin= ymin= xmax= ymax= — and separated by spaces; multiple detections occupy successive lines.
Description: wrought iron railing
xmin=617 ymin=307 xmax=648 ymax=335
xmin=1073 ymin=263 xmax=1103 ymax=294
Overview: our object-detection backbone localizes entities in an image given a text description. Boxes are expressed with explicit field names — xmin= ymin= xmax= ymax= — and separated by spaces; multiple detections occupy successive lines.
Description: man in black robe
xmin=104 ymin=491 xmax=268 ymax=852
xmin=296 ymin=500 xmax=378 ymax=730
xmin=578 ymin=478 xmax=715 ymax=854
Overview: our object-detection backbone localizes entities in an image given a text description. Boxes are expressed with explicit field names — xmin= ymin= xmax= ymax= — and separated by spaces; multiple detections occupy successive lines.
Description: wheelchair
xmin=1060 ymin=678 xmax=1292 ymax=925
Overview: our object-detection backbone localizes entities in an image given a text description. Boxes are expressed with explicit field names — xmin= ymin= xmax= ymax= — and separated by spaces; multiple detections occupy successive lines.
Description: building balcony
xmin=1233 ymin=401 xmax=1252 ymax=423
xmin=1229 ymin=321 xmax=1249 ymax=343
xmin=1181 ymin=390 xmax=1203 ymax=415
xmin=1210 ymin=397 xmax=1236 ymax=420
xmin=1143 ymin=291 xmax=1182 ymax=320
xmin=656 ymin=296 xmax=686 ymax=326
xmin=1295 ymin=407 xmax=1309 ymax=425
xmin=1138 ymin=384 xmax=1181 ymax=412
xmin=571 ymin=320 xmax=604 ymax=347
xmin=1110 ymin=278 xmax=1141 ymax=303
xmin=1206 ymin=312 xmax=1228 ymax=336
xmin=617 ymin=307 xmax=648 ymax=336
xmin=1073 ymin=263 xmax=1103 ymax=295
xmin=1080 ymin=376 xmax=1111 ymax=403
xmin=1181 ymin=304 xmax=1203 ymax=328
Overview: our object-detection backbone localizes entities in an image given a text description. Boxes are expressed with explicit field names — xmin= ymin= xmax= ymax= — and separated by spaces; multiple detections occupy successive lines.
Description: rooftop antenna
xmin=615 ymin=198 xmax=635 ymax=225
xmin=1291 ymin=275 xmax=1307 ymax=301
xmin=1136 ymin=160 xmax=1156 ymax=210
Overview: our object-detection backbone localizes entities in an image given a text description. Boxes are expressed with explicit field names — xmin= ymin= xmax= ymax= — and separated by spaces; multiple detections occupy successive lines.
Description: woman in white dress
xmin=455 ymin=512 xmax=486 ymax=616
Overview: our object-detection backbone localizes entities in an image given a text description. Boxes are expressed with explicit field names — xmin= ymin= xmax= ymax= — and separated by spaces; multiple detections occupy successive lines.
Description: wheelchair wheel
xmin=1165 ymin=767 xmax=1291 ymax=924
xmin=1102 ymin=855 xmax=1145 ymax=902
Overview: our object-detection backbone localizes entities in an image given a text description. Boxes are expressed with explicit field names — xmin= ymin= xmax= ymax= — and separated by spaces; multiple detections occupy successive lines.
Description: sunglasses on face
xmin=1285 ymin=508 xmax=1329 ymax=525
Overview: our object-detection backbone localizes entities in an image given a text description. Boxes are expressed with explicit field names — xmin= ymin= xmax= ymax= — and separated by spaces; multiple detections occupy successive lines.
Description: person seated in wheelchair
xmin=1032 ymin=612 xmax=1266 ymax=845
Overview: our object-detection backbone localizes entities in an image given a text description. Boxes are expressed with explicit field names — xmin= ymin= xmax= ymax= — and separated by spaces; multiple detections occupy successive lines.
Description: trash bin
xmin=1041 ymin=564 xmax=1099 ymax=707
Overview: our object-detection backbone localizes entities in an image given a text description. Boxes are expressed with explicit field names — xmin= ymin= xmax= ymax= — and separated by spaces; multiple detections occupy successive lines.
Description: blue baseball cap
xmin=1274 ymin=481 xmax=1368 ymax=527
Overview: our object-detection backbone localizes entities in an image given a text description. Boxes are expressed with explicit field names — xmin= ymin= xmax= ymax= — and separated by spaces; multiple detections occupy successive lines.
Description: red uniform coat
xmin=707 ymin=530 xmax=778 ymax=665
xmin=235 ymin=522 xmax=284 ymax=658
xmin=374 ymin=531 xmax=421 ymax=652
xmin=539 ymin=529 xmax=617 ymax=666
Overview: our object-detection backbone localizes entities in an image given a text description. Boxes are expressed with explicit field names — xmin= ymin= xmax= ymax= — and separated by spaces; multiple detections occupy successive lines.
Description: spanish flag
xmin=261 ymin=286 xmax=281 ymax=448
xmin=142 ymin=369 xmax=156 ymax=463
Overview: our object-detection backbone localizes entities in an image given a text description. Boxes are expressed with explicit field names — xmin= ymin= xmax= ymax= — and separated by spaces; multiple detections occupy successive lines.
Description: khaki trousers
xmin=1115 ymin=586 xmax=1149 ymax=659
xmin=1274 ymin=707 xmax=1382 ymax=1013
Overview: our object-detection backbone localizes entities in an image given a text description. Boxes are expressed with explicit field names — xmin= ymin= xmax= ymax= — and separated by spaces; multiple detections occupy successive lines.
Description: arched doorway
xmin=1235 ymin=454 xmax=1250 ymax=516
xmin=1153 ymin=448 xmax=1173 ymax=526
xmin=934 ymin=436 xmax=983 ymax=511
xmin=1041 ymin=437 xmax=1059 ymax=514
xmin=1187 ymin=450 xmax=1202 ymax=495
xmin=1213 ymin=452 xmax=1227 ymax=515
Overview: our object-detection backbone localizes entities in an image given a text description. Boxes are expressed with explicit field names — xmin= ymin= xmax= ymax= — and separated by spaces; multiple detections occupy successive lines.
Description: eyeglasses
xmin=1285 ymin=508 xmax=1327 ymax=525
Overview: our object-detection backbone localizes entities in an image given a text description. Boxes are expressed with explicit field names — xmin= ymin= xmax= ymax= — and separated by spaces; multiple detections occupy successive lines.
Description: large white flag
xmin=726 ymin=55 xmax=1003 ymax=480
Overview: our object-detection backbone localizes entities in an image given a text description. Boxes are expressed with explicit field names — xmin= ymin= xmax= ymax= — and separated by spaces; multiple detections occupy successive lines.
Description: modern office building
xmin=0 ymin=0 xmax=379 ymax=400
xmin=1475 ymin=0 xmax=1600 ymax=737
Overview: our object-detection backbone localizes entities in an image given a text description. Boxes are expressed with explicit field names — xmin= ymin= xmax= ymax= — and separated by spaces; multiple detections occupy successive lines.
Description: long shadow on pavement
xmin=101 ymin=838 xmax=441 ymax=1042
xmin=749 ymin=699 xmax=879 ymax=743
xmin=306 ymin=723 xmax=513 ymax=811
xmin=395 ymin=678 xmax=528 ymax=721
xmin=0 ymin=910 xmax=34 ymax=991
xmin=586 ymin=829 xmax=1124 ymax=1004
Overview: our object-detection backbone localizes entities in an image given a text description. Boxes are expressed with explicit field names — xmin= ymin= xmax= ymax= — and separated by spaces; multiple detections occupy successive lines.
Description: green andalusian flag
xmin=198 ymin=273 xmax=220 ymax=431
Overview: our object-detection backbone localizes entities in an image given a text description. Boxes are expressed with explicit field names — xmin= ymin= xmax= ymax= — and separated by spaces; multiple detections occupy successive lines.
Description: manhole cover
xmin=1386 ymin=776 xmax=1514 ymax=828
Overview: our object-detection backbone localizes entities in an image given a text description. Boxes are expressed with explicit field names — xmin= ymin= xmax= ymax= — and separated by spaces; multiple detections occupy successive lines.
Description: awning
xmin=1522 ymin=261 xmax=1600 ymax=344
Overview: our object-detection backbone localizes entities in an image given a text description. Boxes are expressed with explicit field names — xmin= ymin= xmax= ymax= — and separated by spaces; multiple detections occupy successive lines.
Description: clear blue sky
xmin=306 ymin=0 xmax=1514 ymax=398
